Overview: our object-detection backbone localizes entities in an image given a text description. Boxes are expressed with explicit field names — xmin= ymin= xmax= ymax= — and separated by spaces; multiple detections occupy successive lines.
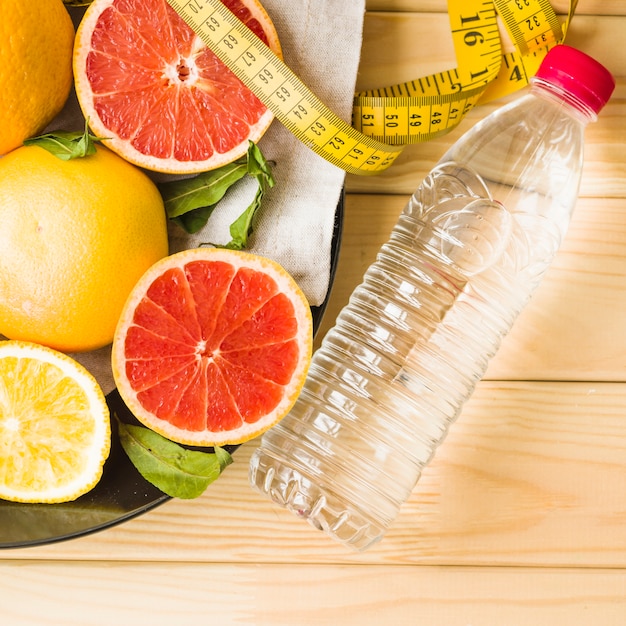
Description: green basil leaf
xmin=247 ymin=140 xmax=275 ymax=183
xmin=24 ymin=119 xmax=106 ymax=160
xmin=116 ymin=417 xmax=232 ymax=499
xmin=161 ymin=141 xmax=274 ymax=245
xmin=224 ymin=183 xmax=265 ymax=250
xmin=214 ymin=445 xmax=234 ymax=472
xmin=171 ymin=206 xmax=218 ymax=234
xmin=159 ymin=160 xmax=248 ymax=220
xmin=223 ymin=141 xmax=275 ymax=249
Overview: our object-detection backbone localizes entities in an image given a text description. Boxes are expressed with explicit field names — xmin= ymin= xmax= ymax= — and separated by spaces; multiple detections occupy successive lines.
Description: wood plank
xmin=487 ymin=196 xmax=626 ymax=380
xmin=2 ymin=561 xmax=626 ymax=625
xmin=365 ymin=0 xmax=626 ymax=16
xmin=316 ymin=194 xmax=626 ymax=381
xmin=345 ymin=92 xmax=626 ymax=198
xmin=6 ymin=381 xmax=626 ymax=567
xmin=357 ymin=13 xmax=625 ymax=90
xmin=348 ymin=14 xmax=626 ymax=197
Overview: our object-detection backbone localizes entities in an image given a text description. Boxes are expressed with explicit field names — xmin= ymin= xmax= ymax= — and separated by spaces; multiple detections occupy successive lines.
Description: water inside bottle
xmin=250 ymin=162 xmax=563 ymax=550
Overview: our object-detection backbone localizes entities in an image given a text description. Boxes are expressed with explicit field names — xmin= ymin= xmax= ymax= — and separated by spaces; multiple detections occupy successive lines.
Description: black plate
xmin=0 ymin=192 xmax=344 ymax=549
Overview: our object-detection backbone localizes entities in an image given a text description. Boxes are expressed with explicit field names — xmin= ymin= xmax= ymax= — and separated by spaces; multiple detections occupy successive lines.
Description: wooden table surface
xmin=3 ymin=1 xmax=626 ymax=623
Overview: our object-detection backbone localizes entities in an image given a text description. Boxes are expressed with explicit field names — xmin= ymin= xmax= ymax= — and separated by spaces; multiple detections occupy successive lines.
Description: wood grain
xmin=2 ymin=562 xmax=626 ymax=625
xmin=365 ymin=0 xmax=626 ymax=17
xmin=315 ymin=194 xmax=626 ymax=382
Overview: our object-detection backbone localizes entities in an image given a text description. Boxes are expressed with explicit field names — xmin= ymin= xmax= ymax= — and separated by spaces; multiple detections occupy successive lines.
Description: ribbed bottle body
xmin=250 ymin=89 xmax=588 ymax=550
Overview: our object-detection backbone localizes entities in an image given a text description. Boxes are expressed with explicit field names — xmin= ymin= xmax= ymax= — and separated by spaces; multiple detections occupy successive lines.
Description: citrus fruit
xmin=0 ymin=340 xmax=111 ymax=504
xmin=111 ymin=248 xmax=313 ymax=446
xmin=73 ymin=0 xmax=282 ymax=174
xmin=0 ymin=144 xmax=169 ymax=353
xmin=0 ymin=0 xmax=74 ymax=155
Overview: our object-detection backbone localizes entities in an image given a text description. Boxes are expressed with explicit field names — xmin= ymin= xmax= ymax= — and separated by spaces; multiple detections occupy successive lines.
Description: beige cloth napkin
xmin=62 ymin=0 xmax=366 ymax=394
xmin=168 ymin=0 xmax=366 ymax=303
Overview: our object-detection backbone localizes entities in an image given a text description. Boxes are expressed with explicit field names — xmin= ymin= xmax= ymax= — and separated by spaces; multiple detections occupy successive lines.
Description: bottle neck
xmin=530 ymin=77 xmax=598 ymax=124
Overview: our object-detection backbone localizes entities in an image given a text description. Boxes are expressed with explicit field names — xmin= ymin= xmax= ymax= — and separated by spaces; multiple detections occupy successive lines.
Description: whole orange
xmin=0 ymin=144 xmax=169 ymax=352
xmin=0 ymin=0 xmax=75 ymax=155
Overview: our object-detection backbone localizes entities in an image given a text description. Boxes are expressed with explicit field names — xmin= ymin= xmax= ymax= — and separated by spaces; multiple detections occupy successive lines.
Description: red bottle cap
xmin=534 ymin=45 xmax=615 ymax=114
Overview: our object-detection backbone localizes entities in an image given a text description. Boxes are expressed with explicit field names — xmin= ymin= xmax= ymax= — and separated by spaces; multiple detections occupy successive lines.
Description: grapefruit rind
xmin=0 ymin=340 xmax=111 ymax=504
xmin=111 ymin=248 xmax=313 ymax=447
xmin=73 ymin=0 xmax=283 ymax=175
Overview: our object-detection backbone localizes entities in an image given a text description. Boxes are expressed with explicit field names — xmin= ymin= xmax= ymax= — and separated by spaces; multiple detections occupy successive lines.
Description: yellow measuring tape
xmin=166 ymin=0 xmax=576 ymax=176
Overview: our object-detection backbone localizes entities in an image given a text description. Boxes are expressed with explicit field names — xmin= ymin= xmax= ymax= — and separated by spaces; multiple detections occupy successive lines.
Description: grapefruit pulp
xmin=73 ymin=0 xmax=282 ymax=174
xmin=111 ymin=248 xmax=313 ymax=446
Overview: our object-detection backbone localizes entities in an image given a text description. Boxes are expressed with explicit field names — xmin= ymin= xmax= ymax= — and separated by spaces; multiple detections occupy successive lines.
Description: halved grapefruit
xmin=73 ymin=0 xmax=282 ymax=174
xmin=111 ymin=248 xmax=313 ymax=446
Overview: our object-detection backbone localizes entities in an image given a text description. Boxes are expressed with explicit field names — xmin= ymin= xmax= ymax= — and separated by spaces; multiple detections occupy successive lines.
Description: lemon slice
xmin=0 ymin=340 xmax=111 ymax=503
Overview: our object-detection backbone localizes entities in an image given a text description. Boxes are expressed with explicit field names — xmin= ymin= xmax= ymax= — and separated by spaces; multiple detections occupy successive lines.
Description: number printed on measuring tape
xmin=168 ymin=0 xmax=403 ymax=175
xmin=166 ymin=0 xmax=574 ymax=175
xmin=495 ymin=0 xmax=563 ymax=53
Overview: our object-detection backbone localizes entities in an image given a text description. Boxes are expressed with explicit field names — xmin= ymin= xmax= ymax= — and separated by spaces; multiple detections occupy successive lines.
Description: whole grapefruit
xmin=0 ymin=144 xmax=169 ymax=352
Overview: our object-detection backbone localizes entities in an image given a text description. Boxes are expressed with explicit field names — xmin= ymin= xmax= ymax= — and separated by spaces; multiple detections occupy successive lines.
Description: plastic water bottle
xmin=249 ymin=45 xmax=615 ymax=550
